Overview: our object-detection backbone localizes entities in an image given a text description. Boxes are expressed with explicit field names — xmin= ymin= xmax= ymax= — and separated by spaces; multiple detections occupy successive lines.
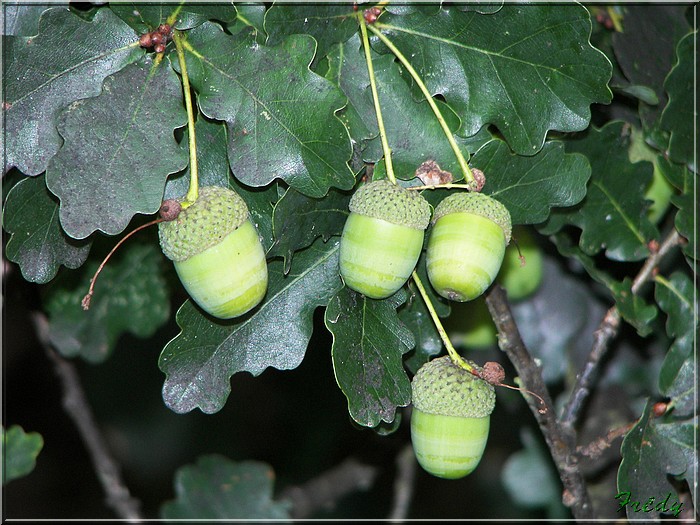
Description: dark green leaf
xmin=2 ymin=425 xmax=44 ymax=485
xmin=110 ymin=3 xmax=239 ymax=33
xmin=160 ymin=455 xmax=290 ymax=519
xmin=655 ymin=271 xmax=696 ymax=340
xmin=659 ymin=32 xmax=697 ymax=171
xmin=46 ymin=57 xmax=188 ymax=240
xmin=542 ymin=122 xmax=659 ymax=261
xmin=2 ymin=174 xmax=91 ymax=283
xmin=182 ymin=23 xmax=354 ymax=197
xmin=654 ymin=420 xmax=697 ymax=513
xmin=325 ymin=288 xmax=414 ymax=427
xmin=264 ymin=3 xmax=358 ymax=64
xmin=471 ymin=139 xmax=591 ymax=225
xmin=612 ymin=5 xmax=691 ymax=127
xmin=3 ymin=4 xmax=48 ymax=36
xmin=44 ymin=242 xmax=170 ymax=364
xmin=268 ymin=187 xmax=350 ymax=273
xmin=227 ymin=4 xmax=266 ymax=38
xmin=3 ymin=7 xmax=143 ymax=175
xmin=164 ymin=116 xmax=278 ymax=252
xmin=160 ymin=238 xmax=343 ymax=414
xmin=610 ymin=279 xmax=657 ymax=337
xmin=617 ymin=400 xmax=689 ymax=520
xmin=661 ymin=357 xmax=695 ymax=418
xmin=375 ymin=4 xmax=612 ymax=155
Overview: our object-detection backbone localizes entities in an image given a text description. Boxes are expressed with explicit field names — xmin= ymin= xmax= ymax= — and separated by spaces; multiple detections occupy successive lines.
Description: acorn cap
xmin=432 ymin=192 xmax=512 ymax=244
xmin=412 ymin=356 xmax=496 ymax=419
xmin=159 ymin=186 xmax=249 ymax=262
xmin=349 ymin=179 xmax=431 ymax=230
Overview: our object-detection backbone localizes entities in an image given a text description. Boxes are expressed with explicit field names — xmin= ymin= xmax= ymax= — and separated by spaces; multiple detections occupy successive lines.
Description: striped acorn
xmin=426 ymin=192 xmax=512 ymax=302
xmin=411 ymin=356 xmax=496 ymax=479
xmin=339 ymin=179 xmax=431 ymax=299
xmin=159 ymin=185 xmax=268 ymax=319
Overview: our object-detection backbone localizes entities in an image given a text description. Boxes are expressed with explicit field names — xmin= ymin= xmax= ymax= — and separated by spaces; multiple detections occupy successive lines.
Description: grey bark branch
xmin=560 ymin=229 xmax=684 ymax=428
xmin=389 ymin=443 xmax=418 ymax=521
xmin=32 ymin=312 xmax=143 ymax=521
xmin=485 ymin=285 xmax=594 ymax=520
xmin=278 ymin=457 xmax=378 ymax=519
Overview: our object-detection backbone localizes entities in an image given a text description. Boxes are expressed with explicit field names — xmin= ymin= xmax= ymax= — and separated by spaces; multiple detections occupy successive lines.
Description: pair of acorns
xmin=158 ymin=180 xmax=511 ymax=480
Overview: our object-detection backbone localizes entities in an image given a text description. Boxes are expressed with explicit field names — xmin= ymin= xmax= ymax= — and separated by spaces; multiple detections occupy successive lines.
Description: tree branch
xmin=389 ymin=442 xmax=418 ymax=521
xmin=32 ymin=312 xmax=143 ymax=521
xmin=484 ymin=285 xmax=594 ymax=520
xmin=560 ymin=229 xmax=684 ymax=428
xmin=278 ymin=457 xmax=378 ymax=519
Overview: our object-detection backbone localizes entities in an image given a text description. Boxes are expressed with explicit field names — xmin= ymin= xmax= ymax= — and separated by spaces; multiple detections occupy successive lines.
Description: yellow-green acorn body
xmin=426 ymin=192 xmax=512 ymax=302
xmin=411 ymin=356 xmax=495 ymax=479
xmin=159 ymin=186 xmax=268 ymax=319
xmin=339 ymin=180 xmax=431 ymax=299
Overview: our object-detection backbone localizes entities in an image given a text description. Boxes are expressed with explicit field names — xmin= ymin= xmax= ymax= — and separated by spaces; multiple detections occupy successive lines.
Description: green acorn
xmin=426 ymin=192 xmax=511 ymax=302
xmin=339 ymin=179 xmax=431 ymax=299
xmin=159 ymin=186 xmax=268 ymax=319
xmin=411 ymin=355 xmax=496 ymax=479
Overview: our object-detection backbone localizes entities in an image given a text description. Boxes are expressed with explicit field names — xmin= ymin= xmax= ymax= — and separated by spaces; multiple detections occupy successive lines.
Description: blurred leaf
xmin=1 ymin=425 xmax=44 ymax=485
xmin=502 ymin=428 xmax=561 ymax=513
xmin=44 ymin=242 xmax=170 ymax=364
xmin=264 ymin=3 xmax=358 ymax=64
xmin=612 ymin=5 xmax=690 ymax=128
xmin=161 ymin=455 xmax=290 ymax=519
xmin=659 ymin=32 xmax=696 ymax=172
xmin=3 ymin=3 xmax=48 ymax=36
xmin=617 ymin=400 xmax=690 ymax=520
xmin=610 ymin=279 xmax=657 ymax=337
xmin=325 ymin=288 xmax=414 ymax=427
xmin=471 ymin=139 xmax=591 ymax=225
xmin=181 ymin=23 xmax=353 ymax=197
xmin=655 ymin=271 xmax=695 ymax=340
xmin=164 ymin=116 xmax=278 ymax=252
xmin=268 ymin=187 xmax=350 ymax=273
xmin=46 ymin=57 xmax=188 ymax=240
xmin=110 ymin=3 xmax=239 ymax=33
xmin=160 ymin=238 xmax=342 ymax=414
xmin=375 ymin=4 xmax=612 ymax=155
xmin=3 ymin=7 xmax=143 ymax=175
xmin=542 ymin=122 xmax=659 ymax=261
xmin=2 ymin=174 xmax=91 ymax=283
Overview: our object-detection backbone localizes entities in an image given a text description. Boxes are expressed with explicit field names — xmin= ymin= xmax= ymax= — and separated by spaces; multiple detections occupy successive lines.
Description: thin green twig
xmin=368 ymin=22 xmax=475 ymax=188
xmin=172 ymin=30 xmax=199 ymax=206
xmin=359 ymin=16 xmax=396 ymax=184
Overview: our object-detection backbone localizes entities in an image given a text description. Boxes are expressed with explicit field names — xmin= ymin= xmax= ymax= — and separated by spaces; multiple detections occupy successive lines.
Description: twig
xmin=484 ymin=285 xmax=594 ymax=519
xmin=576 ymin=421 xmax=636 ymax=460
xmin=278 ymin=457 xmax=378 ymax=519
xmin=32 ymin=312 xmax=143 ymax=521
xmin=389 ymin=443 xmax=417 ymax=521
xmin=560 ymin=229 xmax=684 ymax=428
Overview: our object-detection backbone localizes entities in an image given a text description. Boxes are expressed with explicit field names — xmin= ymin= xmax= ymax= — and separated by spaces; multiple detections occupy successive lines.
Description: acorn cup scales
xmin=159 ymin=185 xmax=268 ymax=319
xmin=339 ymin=179 xmax=431 ymax=299
xmin=411 ymin=355 xmax=496 ymax=479
xmin=426 ymin=192 xmax=512 ymax=302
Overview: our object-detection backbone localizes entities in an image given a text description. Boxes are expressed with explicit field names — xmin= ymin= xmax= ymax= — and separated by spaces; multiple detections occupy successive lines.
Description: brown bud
xmin=139 ymin=33 xmax=153 ymax=48
xmin=159 ymin=199 xmax=182 ymax=221
xmin=157 ymin=23 xmax=172 ymax=36
xmin=481 ymin=361 xmax=505 ymax=385
xmin=154 ymin=43 xmax=166 ymax=54
xmin=151 ymin=32 xmax=164 ymax=46
xmin=652 ymin=401 xmax=668 ymax=418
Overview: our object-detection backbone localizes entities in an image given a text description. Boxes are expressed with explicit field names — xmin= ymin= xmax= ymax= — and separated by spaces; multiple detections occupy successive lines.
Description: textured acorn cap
xmin=412 ymin=356 xmax=495 ymax=419
xmin=432 ymin=192 xmax=512 ymax=244
xmin=349 ymin=179 xmax=431 ymax=230
xmin=159 ymin=186 xmax=249 ymax=262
